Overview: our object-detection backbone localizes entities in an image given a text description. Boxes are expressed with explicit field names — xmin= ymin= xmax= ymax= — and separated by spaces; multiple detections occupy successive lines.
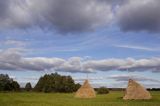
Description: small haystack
xmin=123 ymin=79 xmax=152 ymax=100
xmin=75 ymin=80 xmax=96 ymax=98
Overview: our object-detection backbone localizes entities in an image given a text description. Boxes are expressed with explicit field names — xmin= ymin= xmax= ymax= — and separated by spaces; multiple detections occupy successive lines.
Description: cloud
xmin=108 ymin=74 xmax=160 ymax=88
xmin=0 ymin=0 xmax=113 ymax=33
xmin=1 ymin=48 xmax=160 ymax=73
xmin=114 ymin=44 xmax=160 ymax=51
xmin=0 ymin=40 xmax=27 ymax=47
xmin=0 ymin=0 xmax=35 ymax=29
xmin=143 ymin=83 xmax=160 ymax=88
xmin=9 ymin=75 xmax=16 ymax=80
xmin=0 ymin=1 xmax=9 ymax=17
xmin=1 ymin=0 xmax=160 ymax=33
xmin=108 ymin=74 xmax=160 ymax=83
xmin=84 ymin=58 xmax=160 ymax=72
xmin=22 ymin=77 xmax=38 ymax=81
xmin=74 ymin=77 xmax=104 ymax=82
xmin=0 ymin=49 xmax=88 ymax=73
xmin=116 ymin=0 xmax=160 ymax=32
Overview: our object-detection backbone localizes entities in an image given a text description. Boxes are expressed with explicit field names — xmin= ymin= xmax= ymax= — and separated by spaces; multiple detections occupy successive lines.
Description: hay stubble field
xmin=0 ymin=91 xmax=160 ymax=106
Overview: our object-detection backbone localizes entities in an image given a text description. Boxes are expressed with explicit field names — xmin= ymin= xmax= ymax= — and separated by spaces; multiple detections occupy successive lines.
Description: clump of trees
xmin=97 ymin=87 xmax=109 ymax=94
xmin=25 ymin=82 xmax=32 ymax=91
xmin=34 ymin=73 xmax=81 ymax=93
xmin=0 ymin=74 xmax=20 ymax=91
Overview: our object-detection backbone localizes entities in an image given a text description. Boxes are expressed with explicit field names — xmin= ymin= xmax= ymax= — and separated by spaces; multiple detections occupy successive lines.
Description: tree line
xmin=2 ymin=73 xmax=159 ymax=93
xmin=0 ymin=73 xmax=80 ymax=93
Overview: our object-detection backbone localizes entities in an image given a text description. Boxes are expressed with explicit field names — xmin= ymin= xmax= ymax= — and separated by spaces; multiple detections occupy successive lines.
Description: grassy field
xmin=0 ymin=91 xmax=160 ymax=106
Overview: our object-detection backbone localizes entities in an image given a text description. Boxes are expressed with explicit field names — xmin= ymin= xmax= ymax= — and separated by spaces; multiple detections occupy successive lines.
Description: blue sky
xmin=0 ymin=0 xmax=160 ymax=88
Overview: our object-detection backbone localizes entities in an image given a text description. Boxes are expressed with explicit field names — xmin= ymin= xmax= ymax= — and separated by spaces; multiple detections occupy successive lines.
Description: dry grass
xmin=75 ymin=80 xmax=96 ymax=98
xmin=124 ymin=79 xmax=152 ymax=100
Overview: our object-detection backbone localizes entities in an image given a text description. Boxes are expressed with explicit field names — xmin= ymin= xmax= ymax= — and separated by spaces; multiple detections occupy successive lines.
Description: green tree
xmin=25 ymin=82 xmax=32 ymax=91
xmin=11 ymin=81 xmax=20 ymax=91
xmin=0 ymin=74 xmax=20 ymax=91
xmin=0 ymin=74 xmax=10 ymax=91
xmin=97 ymin=87 xmax=109 ymax=94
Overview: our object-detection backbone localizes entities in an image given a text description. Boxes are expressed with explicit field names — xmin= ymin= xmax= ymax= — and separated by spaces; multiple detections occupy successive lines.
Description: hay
xmin=123 ymin=79 xmax=152 ymax=100
xmin=75 ymin=80 xmax=96 ymax=98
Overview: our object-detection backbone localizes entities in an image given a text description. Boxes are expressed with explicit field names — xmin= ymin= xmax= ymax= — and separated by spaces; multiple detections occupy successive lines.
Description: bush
xmin=97 ymin=87 xmax=109 ymax=94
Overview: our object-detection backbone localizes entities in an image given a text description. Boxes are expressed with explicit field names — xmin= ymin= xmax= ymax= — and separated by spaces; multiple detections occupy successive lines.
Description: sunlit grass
xmin=0 ymin=91 xmax=160 ymax=106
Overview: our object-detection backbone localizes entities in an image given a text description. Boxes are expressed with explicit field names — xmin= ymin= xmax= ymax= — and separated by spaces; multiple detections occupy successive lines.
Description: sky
xmin=0 ymin=0 xmax=160 ymax=88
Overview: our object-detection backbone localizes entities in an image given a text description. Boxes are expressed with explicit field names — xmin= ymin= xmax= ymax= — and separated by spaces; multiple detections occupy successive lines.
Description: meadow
xmin=0 ymin=91 xmax=160 ymax=106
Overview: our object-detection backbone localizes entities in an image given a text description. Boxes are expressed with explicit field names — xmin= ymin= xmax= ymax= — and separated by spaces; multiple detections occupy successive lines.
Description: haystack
xmin=75 ymin=80 xmax=96 ymax=98
xmin=123 ymin=79 xmax=152 ymax=100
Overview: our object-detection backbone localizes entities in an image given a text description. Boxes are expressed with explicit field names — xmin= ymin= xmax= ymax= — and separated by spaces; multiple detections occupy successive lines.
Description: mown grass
xmin=0 ymin=91 xmax=160 ymax=106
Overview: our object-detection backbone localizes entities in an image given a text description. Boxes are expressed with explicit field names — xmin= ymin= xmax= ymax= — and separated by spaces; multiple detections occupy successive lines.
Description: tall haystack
xmin=123 ymin=79 xmax=152 ymax=100
xmin=75 ymin=80 xmax=96 ymax=98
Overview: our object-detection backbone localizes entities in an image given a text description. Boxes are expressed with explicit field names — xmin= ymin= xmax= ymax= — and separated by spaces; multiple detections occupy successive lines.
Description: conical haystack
xmin=75 ymin=80 xmax=96 ymax=98
xmin=123 ymin=79 xmax=152 ymax=100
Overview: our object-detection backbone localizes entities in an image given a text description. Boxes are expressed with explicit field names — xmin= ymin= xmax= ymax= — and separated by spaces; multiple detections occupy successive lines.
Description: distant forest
xmin=0 ymin=73 xmax=160 ymax=92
